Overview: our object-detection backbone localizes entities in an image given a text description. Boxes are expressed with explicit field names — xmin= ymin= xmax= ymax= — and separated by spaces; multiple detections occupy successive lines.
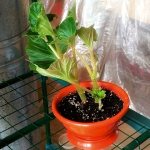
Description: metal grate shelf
xmin=0 ymin=72 xmax=149 ymax=150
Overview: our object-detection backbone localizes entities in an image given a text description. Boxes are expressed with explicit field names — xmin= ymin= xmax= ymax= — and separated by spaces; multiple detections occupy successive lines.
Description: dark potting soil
xmin=57 ymin=90 xmax=123 ymax=122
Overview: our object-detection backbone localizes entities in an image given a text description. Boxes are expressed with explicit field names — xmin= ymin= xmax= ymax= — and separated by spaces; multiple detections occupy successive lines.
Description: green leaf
xmin=56 ymin=17 xmax=76 ymax=40
xmin=68 ymin=2 xmax=76 ymax=20
xmin=29 ymin=63 xmax=37 ymax=73
xmin=77 ymin=26 xmax=97 ymax=48
xmin=46 ymin=35 xmax=53 ymax=43
xmin=26 ymin=29 xmax=39 ymax=36
xmin=59 ymin=41 xmax=68 ymax=54
xmin=35 ymin=56 xmax=77 ymax=83
xmin=91 ymin=89 xmax=106 ymax=103
xmin=48 ymin=37 xmax=69 ymax=54
xmin=26 ymin=36 xmax=56 ymax=69
xmin=29 ymin=2 xmax=54 ymax=37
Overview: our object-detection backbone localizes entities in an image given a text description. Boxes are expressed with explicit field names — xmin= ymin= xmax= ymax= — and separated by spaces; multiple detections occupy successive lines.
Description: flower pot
xmin=52 ymin=81 xmax=129 ymax=150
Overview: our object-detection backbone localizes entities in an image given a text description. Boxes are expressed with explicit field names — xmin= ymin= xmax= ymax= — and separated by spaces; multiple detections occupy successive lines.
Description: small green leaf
xmin=26 ymin=36 xmax=56 ymax=69
xmin=77 ymin=26 xmax=97 ymax=48
xmin=56 ymin=17 xmax=76 ymax=40
xmin=91 ymin=89 xmax=106 ymax=103
xmin=97 ymin=90 xmax=106 ymax=99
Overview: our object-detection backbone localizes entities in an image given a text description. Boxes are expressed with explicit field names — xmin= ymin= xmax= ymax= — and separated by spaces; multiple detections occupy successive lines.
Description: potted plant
xmin=26 ymin=2 xmax=129 ymax=149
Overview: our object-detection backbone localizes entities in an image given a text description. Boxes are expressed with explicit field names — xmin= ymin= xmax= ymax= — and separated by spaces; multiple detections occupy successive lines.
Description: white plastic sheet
xmin=44 ymin=0 xmax=150 ymax=118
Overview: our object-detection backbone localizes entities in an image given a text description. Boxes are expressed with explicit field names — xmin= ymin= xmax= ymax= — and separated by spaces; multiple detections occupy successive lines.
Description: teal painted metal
xmin=53 ymin=78 xmax=69 ymax=87
xmin=122 ymin=130 xmax=150 ymax=150
xmin=41 ymin=76 xmax=52 ymax=146
xmin=46 ymin=144 xmax=60 ymax=150
xmin=123 ymin=109 xmax=150 ymax=129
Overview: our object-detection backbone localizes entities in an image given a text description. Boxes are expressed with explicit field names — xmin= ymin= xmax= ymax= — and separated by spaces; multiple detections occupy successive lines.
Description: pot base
xmin=67 ymin=130 xmax=118 ymax=150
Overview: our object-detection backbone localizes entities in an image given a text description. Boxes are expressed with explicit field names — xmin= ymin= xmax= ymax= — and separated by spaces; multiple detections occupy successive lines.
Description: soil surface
xmin=57 ymin=90 xmax=123 ymax=122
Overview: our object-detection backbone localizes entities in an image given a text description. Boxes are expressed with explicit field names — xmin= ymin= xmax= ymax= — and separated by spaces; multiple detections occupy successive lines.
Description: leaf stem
xmin=89 ymin=47 xmax=99 ymax=90
xmin=71 ymin=42 xmax=78 ymax=79
xmin=48 ymin=44 xmax=61 ymax=59
xmin=76 ymin=51 xmax=92 ymax=76
xmin=67 ymin=79 xmax=92 ymax=103
xmin=72 ymin=82 xmax=90 ymax=103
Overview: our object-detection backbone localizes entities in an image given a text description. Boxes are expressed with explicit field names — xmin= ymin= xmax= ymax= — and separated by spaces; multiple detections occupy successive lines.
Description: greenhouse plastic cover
xmin=43 ymin=0 xmax=150 ymax=119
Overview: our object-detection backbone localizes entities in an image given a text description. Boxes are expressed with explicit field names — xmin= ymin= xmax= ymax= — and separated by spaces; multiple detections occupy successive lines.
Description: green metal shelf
xmin=0 ymin=72 xmax=149 ymax=150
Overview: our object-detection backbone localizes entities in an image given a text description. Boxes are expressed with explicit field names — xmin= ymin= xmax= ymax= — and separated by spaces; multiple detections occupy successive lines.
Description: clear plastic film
xmin=43 ymin=0 xmax=150 ymax=118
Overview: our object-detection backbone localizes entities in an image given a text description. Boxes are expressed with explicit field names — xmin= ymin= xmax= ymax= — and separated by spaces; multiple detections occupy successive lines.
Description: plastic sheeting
xmin=44 ymin=0 xmax=150 ymax=118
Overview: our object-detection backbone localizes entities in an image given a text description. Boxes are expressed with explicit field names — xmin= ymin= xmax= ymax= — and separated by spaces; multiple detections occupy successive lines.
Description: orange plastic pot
xmin=52 ymin=81 xmax=129 ymax=150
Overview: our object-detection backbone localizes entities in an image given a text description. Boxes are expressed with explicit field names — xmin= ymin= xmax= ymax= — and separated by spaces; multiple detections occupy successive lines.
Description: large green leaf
xmin=77 ymin=26 xmax=97 ymax=48
xmin=26 ymin=36 xmax=56 ymax=69
xmin=56 ymin=17 xmax=76 ymax=40
xmin=35 ymin=57 xmax=77 ymax=83
xmin=53 ymin=38 xmax=69 ymax=54
xmin=29 ymin=2 xmax=54 ymax=37
xmin=58 ymin=41 xmax=68 ymax=54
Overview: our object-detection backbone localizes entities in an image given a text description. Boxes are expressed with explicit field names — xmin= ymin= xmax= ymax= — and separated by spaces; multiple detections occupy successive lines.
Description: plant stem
xmin=71 ymin=43 xmax=78 ymax=79
xmin=70 ymin=43 xmax=88 ymax=103
xmin=76 ymin=86 xmax=87 ymax=103
xmin=72 ymin=82 xmax=89 ymax=103
xmin=89 ymin=47 xmax=99 ymax=90
xmin=54 ymin=39 xmax=63 ymax=58
xmin=76 ymin=51 xmax=92 ymax=76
